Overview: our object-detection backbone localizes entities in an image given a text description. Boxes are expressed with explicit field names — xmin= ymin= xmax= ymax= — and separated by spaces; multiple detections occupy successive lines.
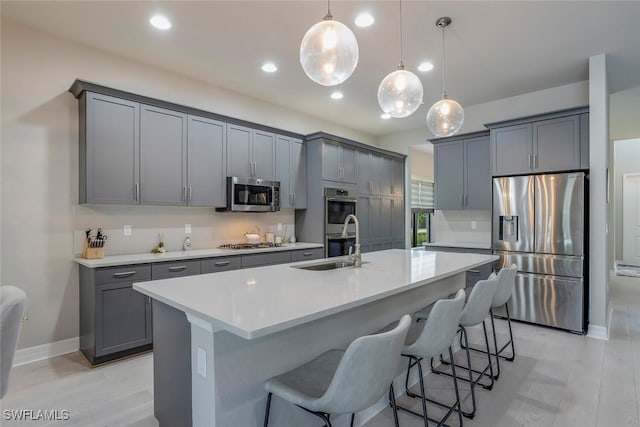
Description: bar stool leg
xmin=389 ymin=384 xmax=401 ymax=427
xmin=489 ymin=309 xmax=501 ymax=380
xmin=448 ymin=346 xmax=464 ymax=427
xmin=264 ymin=392 xmax=272 ymax=427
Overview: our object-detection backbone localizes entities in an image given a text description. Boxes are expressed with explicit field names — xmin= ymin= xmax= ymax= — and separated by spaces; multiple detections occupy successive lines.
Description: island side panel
xmin=152 ymin=300 xmax=192 ymax=427
xmin=187 ymin=272 xmax=464 ymax=427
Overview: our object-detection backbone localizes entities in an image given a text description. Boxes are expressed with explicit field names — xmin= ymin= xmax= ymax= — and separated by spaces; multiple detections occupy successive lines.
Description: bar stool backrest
xmin=460 ymin=278 xmax=498 ymax=327
xmin=492 ymin=264 xmax=518 ymax=308
xmin=1 ymin=286 xmax=27 ymax=398
xmin=316 ymin=314 xmax=411 ymax=414
xmin=404 ymin=289 xmax=466 ymax=359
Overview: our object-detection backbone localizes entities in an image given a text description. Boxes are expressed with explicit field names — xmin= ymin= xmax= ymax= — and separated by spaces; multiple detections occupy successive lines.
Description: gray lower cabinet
xmin=290 ymin=248 xmax=323 ymax=262
xmin=276 ymin=135 xmax=307 ymax=209
xmin=242 ymin=251 xmax=293 ymax=268
xmin=488 ymin=108 xmax=589 ymax=176
xmin=432 ymin=131 xmax=491 ymax=210
xmin=79 ymin=264 xmax=152 ymax=364
xmin=151 ymin=259 xmax=201 ymax=279
xmin=201 ymin=255 xmax=242 ymax=273
xmin=140 ymin=104 xmax=188 ymax=205
xmin=80 ymin=92 xmax=140 ymax=205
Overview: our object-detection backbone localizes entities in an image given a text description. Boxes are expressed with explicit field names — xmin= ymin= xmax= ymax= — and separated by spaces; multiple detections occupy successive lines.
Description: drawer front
xmin=152 ymin=260 xmax=201 ymax=280
xmin=465 ymin=262 xmax=494 ymax=287
xmin=242 ymin=251 xmax=291 ymax=268
xmin=290 ymin=248 xmax=324 ymax=262
xmin=95 ymin=264 xmax=152 ymax=285
xmin=201 ymin=256 xmax=242 ymax=274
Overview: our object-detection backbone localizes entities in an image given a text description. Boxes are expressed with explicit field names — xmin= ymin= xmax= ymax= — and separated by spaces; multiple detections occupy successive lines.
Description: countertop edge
xmin=75 ymin=243 xmax=324 ymax=268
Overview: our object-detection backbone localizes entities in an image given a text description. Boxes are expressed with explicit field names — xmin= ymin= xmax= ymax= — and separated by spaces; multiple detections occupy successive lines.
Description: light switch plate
xmin=471 ymin=221 xmax=477 ymax=230
xmin=185 ymin=223 xmax=192 ymax=234
xmin=123 ymin=225 xmax=132 ymax=236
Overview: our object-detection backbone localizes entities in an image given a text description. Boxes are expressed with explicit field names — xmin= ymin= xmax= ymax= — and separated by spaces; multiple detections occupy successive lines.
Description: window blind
xmin=410 ymin=179 xmax=434 ymax=209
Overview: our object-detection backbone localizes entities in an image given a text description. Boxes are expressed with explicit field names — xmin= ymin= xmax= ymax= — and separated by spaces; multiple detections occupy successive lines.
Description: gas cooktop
xmin=218 ymin=243 xmax=281 ymax=250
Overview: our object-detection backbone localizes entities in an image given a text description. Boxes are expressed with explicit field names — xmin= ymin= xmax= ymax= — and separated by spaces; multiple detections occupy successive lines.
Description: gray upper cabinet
xmin=357 ymin=152 xmax=383 ymax=195
xmin=276 ymin=135 xmax=307 ymax=209
xmin=72 ymin=81 xmax=305 ymax=207
xmin=382 ymin=157 xmax=405 ymax=197
xmin=533 ymin=115 xmax=580 ymax=173
xmin=81 ymin=92 xmax=140 ymax=204
xmin=488 ymin=107 xmax=589 ymax=176
xmin=322 ymin=142 xmax=356 ymax=183
xmin=226 ymin=124 xmax=253 ymax=177
xmin=187 ymin=116 xmax=226 ymax=207
xmin=140 ymin=105 xmax=188 ymax=205
xmin=490 ymin=124 xmax=532 ymax=176
xmin=227 ymin=125 xmax=276 ymax=179
xmin=433 ymin=132 xmax=491 ymax=210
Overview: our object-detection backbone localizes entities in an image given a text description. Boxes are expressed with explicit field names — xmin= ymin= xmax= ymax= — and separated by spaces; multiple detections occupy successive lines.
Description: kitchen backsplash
xmin=74 ymin=205 xmax=296 ymax=256
xmin=431 ymin=210 xmax=491 ymax=245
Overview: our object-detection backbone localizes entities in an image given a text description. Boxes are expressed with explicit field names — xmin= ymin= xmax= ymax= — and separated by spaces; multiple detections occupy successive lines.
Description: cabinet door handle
xmin=291 ymin=193 xmax=295 ymax=205
xmin=214 ymin=261 xmax=230 ymax=266
xmin=135 ymin=182 xmax=140 ymax=202
xmin=302 ymin=252 xmax=314 ymax=256
xmin=113 ymin=271 xmax=136 ymax=278
xmin=467 ymin=269 xmax=480 ymax=274
xmin=183 ymin=186 xmax=187 ymax=202
xmin=188 ymin=186 xmax=192 ymax=204
xmin=529 ymin=154 xmax=533 ymax=169
xmin=168 ymin=266 xmax=187 ymax=272
xmin=147 ymin=296 xmax=151 ymax=304
xmin=461 ymin=193 xmax=465 ymax=206
xmin=534 ymin=154 xmax=538 ymax=169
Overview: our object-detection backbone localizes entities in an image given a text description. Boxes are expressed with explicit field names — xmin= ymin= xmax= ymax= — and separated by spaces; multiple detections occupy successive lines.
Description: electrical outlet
xmin=277 ymin=223 xmax=282 ymax=231
xmin=123 ymin=225 xmax=132 ymax=236
xmin=185 ymin=223 xmax=192 ymax=234
xmin=471 ymin=221 xmax=477 ymax=230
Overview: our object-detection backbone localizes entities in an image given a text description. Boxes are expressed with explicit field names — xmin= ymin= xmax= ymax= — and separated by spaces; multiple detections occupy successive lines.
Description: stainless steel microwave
xmin=226 ymin=177 xmax=280 ymax=212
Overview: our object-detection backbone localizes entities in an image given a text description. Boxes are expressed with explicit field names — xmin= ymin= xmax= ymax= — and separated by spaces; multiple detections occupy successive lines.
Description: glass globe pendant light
xmin=300 ymin=0 xmax=359 ymax=86
xmin=377 ymin=0 xmax=423 ymax=118
xmin=427 ymin=17 xmax=464 ymax=137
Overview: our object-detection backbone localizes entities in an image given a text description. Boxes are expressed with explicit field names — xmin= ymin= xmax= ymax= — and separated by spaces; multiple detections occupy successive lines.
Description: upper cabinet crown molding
xmin=69 ymin=79 xmax=304 ymax=140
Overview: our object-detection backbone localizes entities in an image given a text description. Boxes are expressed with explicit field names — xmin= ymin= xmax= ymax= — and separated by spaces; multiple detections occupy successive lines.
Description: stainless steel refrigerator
xmin=493 ymin=172 xmax=588 ymax=333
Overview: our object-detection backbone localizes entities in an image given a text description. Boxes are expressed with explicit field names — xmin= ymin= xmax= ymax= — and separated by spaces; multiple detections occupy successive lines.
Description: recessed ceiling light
xmin=262 ymin=62 xmax=278 ymax=73
xmin=418 ymin=61 xmax=434 ymax=72
xmin=381 ymin=113 xmax=391 ymax=120
xmin=149 ymin=14 xmax=171 ymax=30
xmin=355 ymin=13 xmax=375 ymax=28
xmin=330 ymin=92 xmax=344 ymax=100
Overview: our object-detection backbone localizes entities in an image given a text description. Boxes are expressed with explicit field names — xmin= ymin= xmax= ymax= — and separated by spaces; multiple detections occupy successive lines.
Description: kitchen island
xmin=133 ymin=249 xmax=497 ymax=427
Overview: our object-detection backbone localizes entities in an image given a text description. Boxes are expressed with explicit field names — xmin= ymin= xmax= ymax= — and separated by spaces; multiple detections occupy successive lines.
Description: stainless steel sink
xmin=292 ymin=260 xmax=367 ymax=271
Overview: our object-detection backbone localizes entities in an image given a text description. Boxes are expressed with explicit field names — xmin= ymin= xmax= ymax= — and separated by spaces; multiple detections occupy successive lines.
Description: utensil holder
xmin=83 ymin=240 xmax=105 ymax=259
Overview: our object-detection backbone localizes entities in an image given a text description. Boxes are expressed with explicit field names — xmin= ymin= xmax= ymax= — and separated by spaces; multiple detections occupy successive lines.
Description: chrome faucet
xmin=341 ymin=214 xmax=361 ymax=267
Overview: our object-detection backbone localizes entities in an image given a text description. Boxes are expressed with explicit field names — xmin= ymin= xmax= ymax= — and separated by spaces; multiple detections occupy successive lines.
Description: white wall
xmin=0 ymin=19 xmax=378 ymax=350
xmin=409 ymin=148 xmax=433 ymax=181
xmin=613 ymin=139 xmax=640 ymax=261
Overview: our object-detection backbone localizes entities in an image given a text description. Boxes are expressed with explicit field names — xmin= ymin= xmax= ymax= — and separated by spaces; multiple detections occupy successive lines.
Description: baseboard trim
xmin=13 ymin=337 xmax=79 ymax=367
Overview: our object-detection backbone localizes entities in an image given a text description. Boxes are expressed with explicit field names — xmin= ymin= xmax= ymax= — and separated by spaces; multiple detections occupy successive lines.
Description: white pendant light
xmin=377 ymin=0 xmax=423 ymax=118
xmin=427 ymin=17 xmax=464 ymax=137
xmin=300 ymin=0 xmax=359 ymax=86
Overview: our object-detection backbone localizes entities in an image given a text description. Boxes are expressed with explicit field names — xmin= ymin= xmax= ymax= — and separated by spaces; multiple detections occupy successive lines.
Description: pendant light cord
xmin=325 ymin=0 xmax=332 ymax=20
xmin=399 ymin=0 xmax=404 ymax=68
xmin=441 ymin=25 xmax=447 ymax=97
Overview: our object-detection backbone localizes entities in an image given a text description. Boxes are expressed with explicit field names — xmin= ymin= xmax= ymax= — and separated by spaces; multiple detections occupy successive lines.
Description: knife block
xmin=82 ymin=241 xmax=105 ymax=259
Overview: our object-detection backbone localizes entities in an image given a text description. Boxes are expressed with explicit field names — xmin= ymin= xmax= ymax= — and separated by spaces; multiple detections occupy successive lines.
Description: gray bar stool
xmin=462 ymin=264 xmax=517 ymax=380
xmin=399 ymin=289 xmax=466 ymax=427
xmin=428 ymin=277 xmax=498 ymax=419
xmin=263 ymin=314 xmax=412 ymax=427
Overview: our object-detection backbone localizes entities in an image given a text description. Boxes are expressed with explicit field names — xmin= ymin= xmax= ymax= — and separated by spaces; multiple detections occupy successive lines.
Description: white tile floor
xmin=2 ymin=275 xmax=639 ymax=427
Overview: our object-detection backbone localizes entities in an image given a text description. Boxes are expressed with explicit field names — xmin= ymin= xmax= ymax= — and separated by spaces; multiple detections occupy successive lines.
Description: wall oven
xmin=325 ymin=188 xmax=357 ymax=257
xmin=226 ymin=177 xmax=280 ymax=212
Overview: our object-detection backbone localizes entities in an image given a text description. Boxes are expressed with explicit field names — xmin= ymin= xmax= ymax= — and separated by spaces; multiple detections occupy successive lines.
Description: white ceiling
xmin=3 ymin=1 xmax=640 ymax=138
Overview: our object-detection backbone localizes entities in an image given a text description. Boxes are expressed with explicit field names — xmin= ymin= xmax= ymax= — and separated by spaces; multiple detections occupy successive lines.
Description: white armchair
xmin=1 ymin=286 xmax=26 ymax=398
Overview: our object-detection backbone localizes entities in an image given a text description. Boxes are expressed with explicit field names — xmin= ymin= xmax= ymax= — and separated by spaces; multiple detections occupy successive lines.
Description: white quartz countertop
xmin=74 ymin=242 xmax=323 ymax=268
xmin=133 ymin=249 xmax=498 ymax=340
xmin=425 ymin=242 xmax=492 ymax=250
